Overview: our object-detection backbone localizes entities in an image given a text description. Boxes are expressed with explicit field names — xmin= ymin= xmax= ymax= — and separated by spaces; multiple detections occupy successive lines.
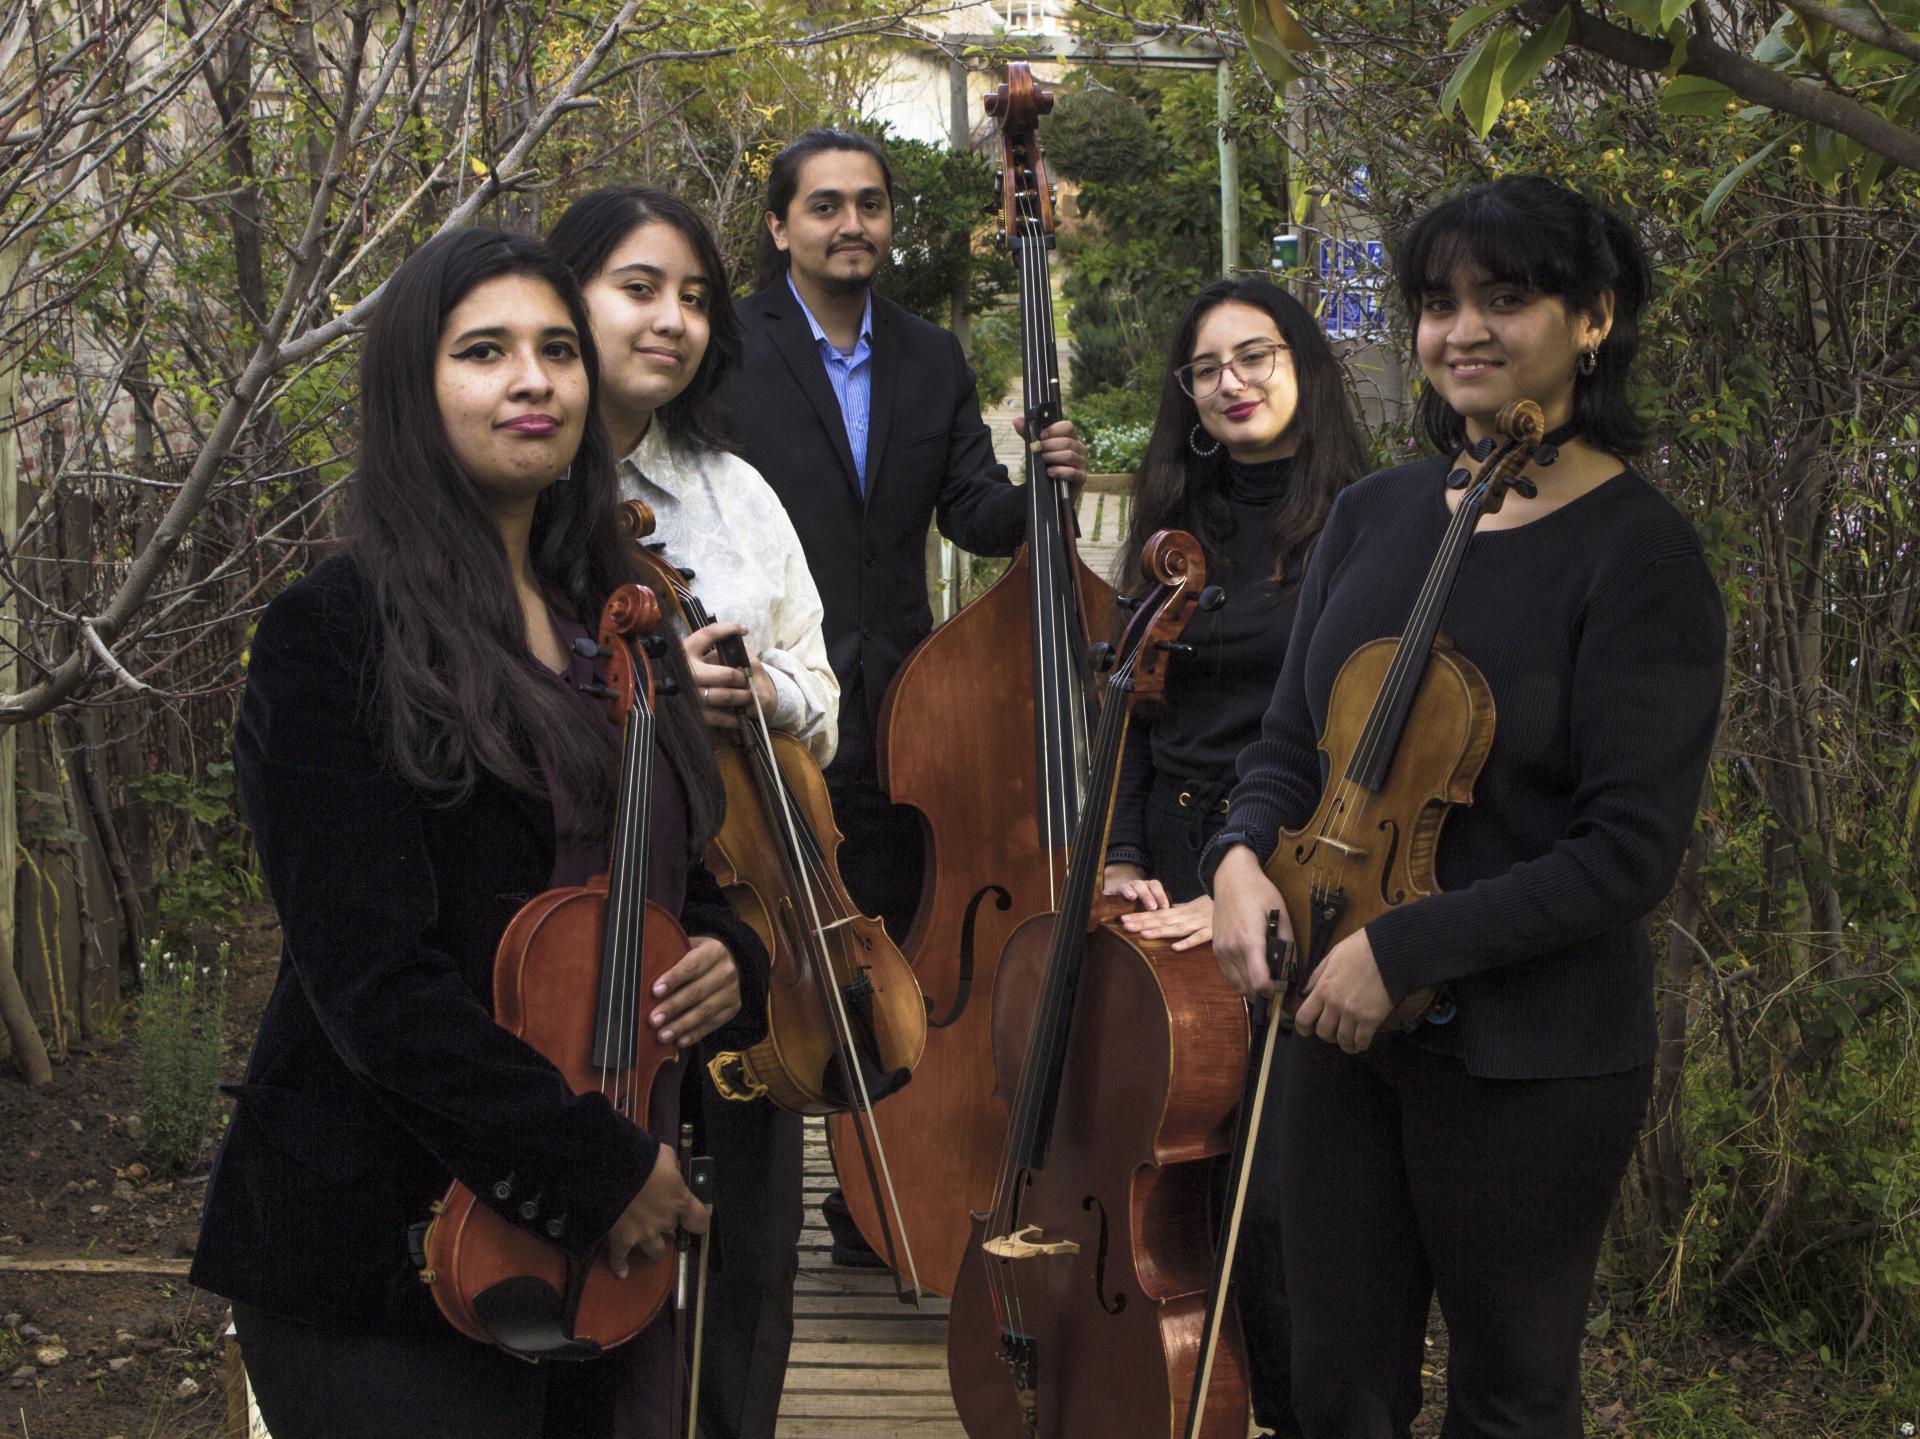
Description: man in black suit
xmin=726 ymin=128 xmax=1088 ymax=939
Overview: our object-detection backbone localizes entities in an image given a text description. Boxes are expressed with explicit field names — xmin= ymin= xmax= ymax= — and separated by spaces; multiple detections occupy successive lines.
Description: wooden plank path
xmin=779 ymin=1120 xmax=966 ymax=1438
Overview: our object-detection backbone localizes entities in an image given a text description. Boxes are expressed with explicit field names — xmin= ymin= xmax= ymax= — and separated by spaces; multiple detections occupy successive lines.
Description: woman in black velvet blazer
xmin=190 ymin=229 xmax=768 ymax=1439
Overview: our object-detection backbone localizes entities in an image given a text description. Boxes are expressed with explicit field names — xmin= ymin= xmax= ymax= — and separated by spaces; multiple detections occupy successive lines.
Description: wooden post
xmin=948 ymin=57 xmax=973 ymax=355
xmin=1217 ymin=60 xmax=1241 ymax=274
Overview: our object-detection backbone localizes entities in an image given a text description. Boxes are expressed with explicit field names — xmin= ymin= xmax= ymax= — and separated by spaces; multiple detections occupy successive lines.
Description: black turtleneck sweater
xmin=1105 ymin=456 xmax=1301 ymax=893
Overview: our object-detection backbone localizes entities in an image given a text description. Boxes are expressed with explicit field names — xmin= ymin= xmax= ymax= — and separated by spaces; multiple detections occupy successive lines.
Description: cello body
xmin=946 ymin=918 xmax=1249 ymax=1439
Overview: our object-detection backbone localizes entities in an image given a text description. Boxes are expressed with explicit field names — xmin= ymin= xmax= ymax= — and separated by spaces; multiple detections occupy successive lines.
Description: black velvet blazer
xmin=724 ymin=280 xmax=1028 ymax=782
xmin=190 ymin=557 xmax=768 ymax=1332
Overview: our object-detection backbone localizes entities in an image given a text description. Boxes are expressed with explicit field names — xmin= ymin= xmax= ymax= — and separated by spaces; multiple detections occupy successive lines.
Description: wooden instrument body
xmin=839 ymin=545 xmax=1113 ymax=1295
xmin=422 ymin=883 xmax=687 ymax=1349
xmin=946 ymin=916 xmax=1249 ymax=1438
xmin=1267 ymin=635 xmax=1495 ymax=1026
xmin=711 ymin=727 xmax=927 ymax=1115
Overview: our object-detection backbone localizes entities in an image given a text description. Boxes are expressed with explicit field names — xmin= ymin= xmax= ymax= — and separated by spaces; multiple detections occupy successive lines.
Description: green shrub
xmin=1074 ymin=384 xmax=1159 ymax=475
xmin=134 ymin=940 xmax=228 ymax=1175
xmin=967 ymin=307 xmax=1021 ymax=411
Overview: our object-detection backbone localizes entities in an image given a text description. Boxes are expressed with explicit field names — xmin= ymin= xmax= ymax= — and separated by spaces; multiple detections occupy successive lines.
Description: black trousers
xmin=826 ymin=776 xmax=926 ymax=941
xmin=697 ymin=1088 xmax=805 ymax=1439
xmin=232 ymin=1302 xmax=617 ymax=1439
xmin=1261 ymin=1034 xmax=1652 ymax=1439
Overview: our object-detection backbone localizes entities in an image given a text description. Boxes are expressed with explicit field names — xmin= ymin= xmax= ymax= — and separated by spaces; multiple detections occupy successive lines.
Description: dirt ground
xmin=0 ymin=908 xmax=280 ymax=1439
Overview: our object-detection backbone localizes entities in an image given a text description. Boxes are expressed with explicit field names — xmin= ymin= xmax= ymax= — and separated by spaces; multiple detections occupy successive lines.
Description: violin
xmin=619 ymin=501 xmax=930 ymax=1298
xmin=946 ymin=530 xmax=1251 ymax=1439
xmin=417 ymin=582 xmax=697 ymax=1362
xmin=845 ymin=60 xmax=1116 ymax=1297
xmin=1179 ymin=401 xmax=1547 ymax=1436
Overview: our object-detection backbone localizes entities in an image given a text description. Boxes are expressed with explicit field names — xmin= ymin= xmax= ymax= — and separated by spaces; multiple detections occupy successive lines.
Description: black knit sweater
xmin=1105 ymin=458 xmax=1301 ymax=889
xmin=1200 ymin=454 xmax=1725 ymax=1079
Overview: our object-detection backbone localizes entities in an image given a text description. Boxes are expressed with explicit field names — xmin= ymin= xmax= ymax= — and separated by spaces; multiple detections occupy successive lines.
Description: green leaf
xmin=1248 ymin=33 xmax=1306 ymax=83
xmin=1462 ymin=28 xmax=1521 ymax=136
xmin=1699 ymin=138 xmax=1779 ymax=224
xmin=1613 ymin=0 xmax=1666 ymax=31
xmin=1440 ymin=32 xmax=1493 ymax=116
xmin=1447 ymin=0 xmax=1526 ymax=46
xmin=1660 ymin=73 xmax=1737 ymax=115
xmin=1801 ymin=125 xmax=1862 ymax=188
xmin=1503 ymin=7 xmax=1572 ymax=98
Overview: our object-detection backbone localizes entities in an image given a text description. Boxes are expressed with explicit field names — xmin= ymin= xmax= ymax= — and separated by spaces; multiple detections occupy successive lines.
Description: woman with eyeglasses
xmin=1100 ymin=276 xmax=1369 ymax=1437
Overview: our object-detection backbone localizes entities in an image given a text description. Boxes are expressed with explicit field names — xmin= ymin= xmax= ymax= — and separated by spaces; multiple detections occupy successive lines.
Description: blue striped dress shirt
xmin=787 ymin=273 xmax=875 ymax=491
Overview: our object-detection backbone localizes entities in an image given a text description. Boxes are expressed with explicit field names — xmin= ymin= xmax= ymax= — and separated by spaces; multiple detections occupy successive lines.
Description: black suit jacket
xmin=726 ymin=280 xmax=1027 ymax=782
xmin=190 ymin=557 xmax=767 ymax=1332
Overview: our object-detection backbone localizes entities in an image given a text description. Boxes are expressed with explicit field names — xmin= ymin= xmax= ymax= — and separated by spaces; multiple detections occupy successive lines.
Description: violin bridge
xmin=983 ymin=1224 xmax=1080 ymax=1261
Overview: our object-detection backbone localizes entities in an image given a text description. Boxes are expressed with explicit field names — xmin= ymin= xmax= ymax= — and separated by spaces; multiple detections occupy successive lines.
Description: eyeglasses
xmin=1176 ymin=342 xmax=1288 ymax=399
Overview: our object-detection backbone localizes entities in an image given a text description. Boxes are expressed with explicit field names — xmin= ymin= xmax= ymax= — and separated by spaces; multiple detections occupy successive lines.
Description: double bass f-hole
xmin=928 ymin=883 xmax=1013 ymax=1029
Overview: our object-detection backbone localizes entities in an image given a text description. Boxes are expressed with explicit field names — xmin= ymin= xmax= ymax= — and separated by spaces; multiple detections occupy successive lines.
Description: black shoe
xmin=821 ymin=1189 xmax=885 ymax=1266
xmin=830 ymin=1241 xmax=890 ymax=1269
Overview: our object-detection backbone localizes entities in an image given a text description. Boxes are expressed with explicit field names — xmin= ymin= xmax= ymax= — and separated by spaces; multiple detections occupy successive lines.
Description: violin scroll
xmin=598 ymin=583 xmax=662 ymax=723
xmin=1476 ymin=399 xmax=1548 ymax=513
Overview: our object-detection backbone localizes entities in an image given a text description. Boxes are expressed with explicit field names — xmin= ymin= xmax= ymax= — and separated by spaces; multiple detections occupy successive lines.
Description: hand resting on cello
xmin=1102 ymin=863 xmax=1216 ymax=950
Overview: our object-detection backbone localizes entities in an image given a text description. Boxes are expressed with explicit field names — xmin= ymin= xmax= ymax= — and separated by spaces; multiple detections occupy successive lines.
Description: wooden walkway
xmin=781 ymin=1120 xmax=965 ymax=1438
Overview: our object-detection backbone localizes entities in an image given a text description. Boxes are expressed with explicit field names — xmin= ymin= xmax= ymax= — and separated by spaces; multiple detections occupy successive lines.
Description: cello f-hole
xmin=1082 ymin=1195 xmax=1126 ymax=1316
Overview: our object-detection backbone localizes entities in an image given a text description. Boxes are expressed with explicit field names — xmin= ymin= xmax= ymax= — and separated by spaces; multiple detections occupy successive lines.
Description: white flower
xmin=1899 ymin=1422 xmax=1915 ymax=1436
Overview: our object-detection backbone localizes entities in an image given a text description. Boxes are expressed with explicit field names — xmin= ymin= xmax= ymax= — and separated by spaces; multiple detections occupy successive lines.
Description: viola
xmin=946 ymin=530 xmax=1251 ymax=1439
xmin=418 ymin=582 xmax=692 ymax=1360
xmin=840 ymin=60 xmax=1116 ymax=1297
xmin=620 ymin=501 xmax=930 ymax=1298
xmin=1180 ymin=401 xmax=1547 ymax=1436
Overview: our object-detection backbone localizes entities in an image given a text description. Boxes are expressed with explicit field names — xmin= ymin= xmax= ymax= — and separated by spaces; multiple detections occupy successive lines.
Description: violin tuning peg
xmin=1088 ymin=642 xmax=1116 ymax=673
xmin=570 ymin=637 xmax=609 ymax=659
xmin=577 ymin=680 xmax=609 ymax=699
xmin=1155 ymin=640 xmax=1195 ymax=657
xmin=1112 ymin=593 xmax=1140 ymax=611
xmin=640 ymin=633 xmax=670 ymax=658
xmin=1511 ymin=476 xmax=1539 ymax=499
xmin=677 ymin=566 xmax=695 ymax=582
xmin=1197 ymin=585 xmax=1227 ymax=612
xmin=1445 ymin=467 xmax=1472 ymax=490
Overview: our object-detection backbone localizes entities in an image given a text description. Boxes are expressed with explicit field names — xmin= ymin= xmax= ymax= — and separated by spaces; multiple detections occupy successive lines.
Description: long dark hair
xmin=753 ymin=129 xmax=896 ymax=291
xmin=547 ymin=186 xmax=741 ymax=456
xmin=1121 ymin=277 xmax=1368 ymax=591
xmin=352 ymin=226 xmax=721 ymax=851
xmin=1395 ymin=174 xmax=1653 ymax=457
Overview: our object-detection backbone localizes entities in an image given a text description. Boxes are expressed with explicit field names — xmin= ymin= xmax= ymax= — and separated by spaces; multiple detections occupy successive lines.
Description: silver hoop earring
xmin=1578 ymin=348 xmax=1598 ymax=377
xmin=1189 ymin=422 xmax=1222 ymax=458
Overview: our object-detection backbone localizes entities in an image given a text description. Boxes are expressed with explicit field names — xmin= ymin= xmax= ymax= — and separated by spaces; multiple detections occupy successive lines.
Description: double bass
xmin=946 ymin=530 xmax=1251 ymax=1439
xmin=1180 ymin=401 xmax=1547 ymax=1436
xmin=834 ymin=60 xmax=1114 ymax=1296
xmin=620 ymin=502 xmax=929 ymax=1296
xmin=417 ymin=582 xmax=702 ymax=1360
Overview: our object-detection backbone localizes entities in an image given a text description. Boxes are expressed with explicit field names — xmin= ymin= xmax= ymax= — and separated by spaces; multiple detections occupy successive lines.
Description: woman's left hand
xmin=1293 ymin=928 xmax=1392 ymax=1054
xmin=650 ymin=937 xmax=742 ymax=1048
xmin=684 ymin=622 xmax=777 ymax=731
xmin=1116 ymin=894 xmax=1214 ymax=952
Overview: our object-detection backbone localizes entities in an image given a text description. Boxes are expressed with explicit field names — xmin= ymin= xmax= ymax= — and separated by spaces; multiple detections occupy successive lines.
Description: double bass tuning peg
xmin=1088 ymin=642 xmax=1116 ymax=673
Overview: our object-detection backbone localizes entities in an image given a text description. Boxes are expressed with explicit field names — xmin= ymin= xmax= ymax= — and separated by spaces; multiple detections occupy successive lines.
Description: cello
xmin=417 ymin=581 xmax=706 ymax=1363
xmin=946 ymin=529 xmax=1251 ymax=1439
xmin=1178 ymin=401 xmax=1547 ymax=1437
xmin=620 ymin=501 xmax=929 ymax=1296
xmin=836 ymin=60 xmax=1114 ymax=1296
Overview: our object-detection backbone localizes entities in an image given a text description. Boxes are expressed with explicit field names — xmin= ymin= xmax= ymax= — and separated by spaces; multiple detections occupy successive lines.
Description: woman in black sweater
xmin=1102 ymin=276 xmax=1368 ymax=931
xmin=191 ymin=229 xmax=768 ymax=1439
xmin=1099 ymin=276 xmax=1367 ymax=1436
xmin=1205 ymin=178 xmax=1725 ymax=1436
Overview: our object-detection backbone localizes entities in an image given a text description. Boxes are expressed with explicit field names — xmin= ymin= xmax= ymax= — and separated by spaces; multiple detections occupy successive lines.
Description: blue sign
xmin=1317 ymin=238 xmax=1388 ymax=341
